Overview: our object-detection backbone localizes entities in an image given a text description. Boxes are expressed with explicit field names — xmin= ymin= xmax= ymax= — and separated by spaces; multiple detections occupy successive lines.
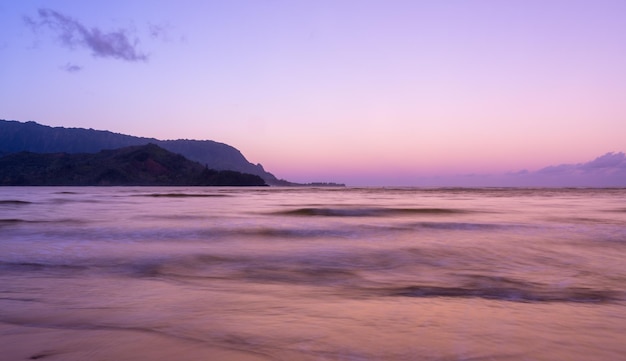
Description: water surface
xmin=1 ymin=187 xmax=625 ymax=360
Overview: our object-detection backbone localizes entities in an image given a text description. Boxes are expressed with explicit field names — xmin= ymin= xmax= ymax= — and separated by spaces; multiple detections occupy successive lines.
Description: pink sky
xmin=1 ymin=1 xmax=625 ymax=185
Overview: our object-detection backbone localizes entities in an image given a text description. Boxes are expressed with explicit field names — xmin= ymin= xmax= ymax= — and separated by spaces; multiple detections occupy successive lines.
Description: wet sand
xmin=0 ymin=324 xmax=273 ymax=361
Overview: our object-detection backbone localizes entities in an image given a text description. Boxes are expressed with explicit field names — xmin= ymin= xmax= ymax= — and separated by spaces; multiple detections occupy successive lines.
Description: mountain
xmin=0 ymin=143 xmax=267 ymax=186
xmin=0 ymin=119 xmax=287 ymax=185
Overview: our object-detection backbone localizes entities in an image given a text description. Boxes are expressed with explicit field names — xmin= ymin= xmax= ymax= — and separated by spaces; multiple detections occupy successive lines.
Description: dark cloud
xmin=24 ymin=8 xmax=148 ymax=62
xmin=61 ymin=62 xmax=83 ymax=73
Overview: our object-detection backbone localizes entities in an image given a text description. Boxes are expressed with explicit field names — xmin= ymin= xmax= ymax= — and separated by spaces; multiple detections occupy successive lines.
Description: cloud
xmin=518 ymin=152 xmax=626 ymax=187
xmin=24 ymin=8 xmax=148 ymax=62
xmin=148 ymin=22 xmax=171 ymax=41
xmin=580 ymin=152 xmax=626 ymax=171
xmin=516 ymin=152 xmax=626 ymax=187
xmin=60 ymin=62 xmax=83 ymax=73
xmin=414 ymin=152 xmax=626 ymax=187
xmin=537 ymin=152 xmax=626 ymax=175
xmin=148 ymin=22 xmax=187 ymax=43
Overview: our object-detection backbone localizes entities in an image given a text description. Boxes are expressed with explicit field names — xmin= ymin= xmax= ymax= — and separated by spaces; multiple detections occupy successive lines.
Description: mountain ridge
xmin=0 ymin=119 xmax=289 ymax=185
xmin=0 ymin=143 xmax=267 ymax=186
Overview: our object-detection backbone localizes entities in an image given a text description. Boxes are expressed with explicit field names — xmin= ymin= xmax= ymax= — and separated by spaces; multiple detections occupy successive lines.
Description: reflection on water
xmin=1 ymin=187 xmax=625 ymax=360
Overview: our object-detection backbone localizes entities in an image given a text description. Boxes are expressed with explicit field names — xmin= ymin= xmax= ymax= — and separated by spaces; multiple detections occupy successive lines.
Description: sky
xmin=1 ymin=1 xmax=625 ymax=186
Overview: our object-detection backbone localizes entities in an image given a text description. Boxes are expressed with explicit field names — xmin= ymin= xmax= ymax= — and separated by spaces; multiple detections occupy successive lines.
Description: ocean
xmin=1 ymin=187 xmax=625 ymax=361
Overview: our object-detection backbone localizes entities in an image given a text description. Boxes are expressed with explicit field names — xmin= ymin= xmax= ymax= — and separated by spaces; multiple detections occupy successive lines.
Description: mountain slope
xmin=0 ymin=119 xmax=282 ymax=184
xmin=0 ymin=143 xmax=266 ymax=186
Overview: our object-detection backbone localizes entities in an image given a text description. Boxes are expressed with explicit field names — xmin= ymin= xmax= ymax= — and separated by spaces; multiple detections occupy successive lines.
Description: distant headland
xmin=0 ymin=119 xmax=286 ymax=185
xmin=0 ymin=119 xmax=343 ymax=186
xmin=0 ymin=143 xmax=267 ymax=186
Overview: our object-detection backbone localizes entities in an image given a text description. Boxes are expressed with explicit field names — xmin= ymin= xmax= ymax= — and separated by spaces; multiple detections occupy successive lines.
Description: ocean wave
xmin=273 ymin=207 xmax=467 ymax=217
xmin=120 ymin=253 xmax=379 ymax=286
xmin=0 ymin=218 xmax=86 ymax=226
xmin=2 ymin=252 xmax=622 ymax=305
xmin=388 ymin=274 xmax=620 ymax=303
xmin=389 ymin=285 xmax=618 ymax=303
xmin=0 ymin=218 xmax=29 ymax=224
xmin=138 ymin=193 xmax=231 ymax=198
xmin=413 ymin=222 xmax=503 ymax=230
xmin=0 ymin=200 xmax=32 ymax=205
xmin=0 ymin=218 xmax=58 ymax=226
xmin=225 ymin=227 xmax=352 ymax=239
xmin=0 ymin=261 xmax=89 ymax=273
xmin=133 ymin=255 xmax=623 ymax=303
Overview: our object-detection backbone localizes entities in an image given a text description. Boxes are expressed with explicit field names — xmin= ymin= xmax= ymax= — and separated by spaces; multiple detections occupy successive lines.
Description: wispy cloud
xmin=24 ymin=8 xmax=148 ymax=62
xmin=60 ymin=62 xmax=83 ymax=73
xmin=148 ymin=22 xmax=171 ymax=41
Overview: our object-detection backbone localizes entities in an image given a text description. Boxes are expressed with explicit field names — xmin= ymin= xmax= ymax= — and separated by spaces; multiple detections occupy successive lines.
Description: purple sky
xmin=1 ymin=1 xmax=625 ymax=185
